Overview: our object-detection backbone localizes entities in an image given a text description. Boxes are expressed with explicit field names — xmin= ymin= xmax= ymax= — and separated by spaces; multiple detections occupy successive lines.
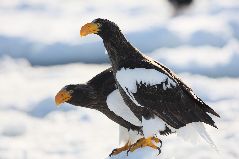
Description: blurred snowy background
xmin=0 ymin=0 xmax=239 ymax=159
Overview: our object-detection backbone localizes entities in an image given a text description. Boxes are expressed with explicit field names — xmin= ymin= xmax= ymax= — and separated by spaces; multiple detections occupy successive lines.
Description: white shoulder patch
xmin=106 ymin=90 xmax=141 ymax=127
xmin=116 ymin=68 xmax=177 ymax=107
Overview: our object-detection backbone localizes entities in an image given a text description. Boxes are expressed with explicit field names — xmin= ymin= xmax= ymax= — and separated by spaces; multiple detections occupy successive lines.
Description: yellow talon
xmin=109 ymin=141 xmax=130 ymax=156
xmin=127 ymin=137 xmax=162 ymax=155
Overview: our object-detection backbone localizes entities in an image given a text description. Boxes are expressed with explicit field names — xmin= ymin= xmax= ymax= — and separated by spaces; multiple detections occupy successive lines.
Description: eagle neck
xmin=102 ymin=32 xmax=140 ymax=70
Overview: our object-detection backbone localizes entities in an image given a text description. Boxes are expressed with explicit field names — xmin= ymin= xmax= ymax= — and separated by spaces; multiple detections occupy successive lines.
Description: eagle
xmin=55 ymin=68 xmax=153 ymax=156
xmin=80 ymin=18 xmax=220 ymax=153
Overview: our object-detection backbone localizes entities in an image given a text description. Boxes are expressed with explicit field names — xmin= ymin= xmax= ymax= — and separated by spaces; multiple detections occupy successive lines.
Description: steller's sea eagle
xmin=55 ymin=68 xmax=164 ymax=156
xmin=80 ymin=18 xmax=220 ymax=153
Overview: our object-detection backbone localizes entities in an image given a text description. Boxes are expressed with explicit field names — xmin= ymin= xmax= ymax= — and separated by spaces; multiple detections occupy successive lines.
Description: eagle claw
xmin=126 ymin=137 xmax=162 ymax=155
xmin=157 ymin=147 xmax=162 ymax=155
xmin=109 ymin=149 xmax=117 ymax=157
xmin=109 ymin=142 xmax=130 ymax=156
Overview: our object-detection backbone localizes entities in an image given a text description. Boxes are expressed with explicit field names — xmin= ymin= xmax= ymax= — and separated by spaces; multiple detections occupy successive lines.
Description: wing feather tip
xmin=209 ymin=110 xmax=220 ymax=118
xmin=213 ymin=124 xmax=218 ymax=129
xmin=206 ymin=107 xmax=220 ymax=118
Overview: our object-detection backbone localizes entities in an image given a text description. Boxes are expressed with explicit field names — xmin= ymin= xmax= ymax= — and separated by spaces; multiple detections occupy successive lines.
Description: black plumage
xmin=56 ymin=67 xmax=173 ymax=135
xmin=81 ymin=18 xmax=220 ymax=131
xmin=56 ymin=68 xmax=142 ymax=133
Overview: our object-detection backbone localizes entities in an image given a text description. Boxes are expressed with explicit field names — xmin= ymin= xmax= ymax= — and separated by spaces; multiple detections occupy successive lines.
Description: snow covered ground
xmin=0 ymin=58 xmax=238 ymax=159
xmin=0 ymin=0 xmax=239 ymax=159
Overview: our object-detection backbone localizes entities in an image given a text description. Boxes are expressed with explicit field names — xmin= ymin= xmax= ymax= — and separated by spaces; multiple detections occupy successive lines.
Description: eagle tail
xmin=176 ymin=122 xmax=218 ymax=152
xmin=192 ymin=122 xmax=218 ymax=152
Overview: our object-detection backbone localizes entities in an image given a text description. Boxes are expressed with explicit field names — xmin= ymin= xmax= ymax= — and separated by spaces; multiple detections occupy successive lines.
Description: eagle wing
xmin=116 ymin=61 xmax=219 ymax=129
xmin=133 ymin=80 xmax=217 ymax=129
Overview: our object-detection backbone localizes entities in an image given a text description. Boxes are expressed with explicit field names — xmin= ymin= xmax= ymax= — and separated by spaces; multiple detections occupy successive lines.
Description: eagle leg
xmin=127 ymin=137 xmax=162 ymax=155
xmin=109 ymin=141 xmax=130 ymax=156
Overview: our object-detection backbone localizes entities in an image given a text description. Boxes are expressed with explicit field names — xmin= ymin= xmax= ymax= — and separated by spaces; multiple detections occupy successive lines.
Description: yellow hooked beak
xmin=80 ymin=22 xmax=100 ymax=37
xmin=55 ymin=89 xmax=72 ymax=106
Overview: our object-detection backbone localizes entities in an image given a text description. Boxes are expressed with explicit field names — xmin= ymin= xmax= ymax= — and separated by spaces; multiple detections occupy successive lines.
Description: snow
xmin=0 ymin=58 xmax=238 ymax=159
xmin=0 ymin=0 xmax=239 ymax=67
xmin=105 ymin=147 xmax=167 ymax=159
xmin=106 ymin=90 xmax=141 ymax=127
xmin=149 ymin=40 xmax=239 ymax=77
xmin=0 ymin=0 xmax=239 ymax=158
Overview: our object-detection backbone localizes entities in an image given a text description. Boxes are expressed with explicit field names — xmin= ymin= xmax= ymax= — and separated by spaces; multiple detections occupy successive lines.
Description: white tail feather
xmin=176 ymin=122 xmax=218 ymax=151
xmin=192 ymin=122 xmax=218 ymax=152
